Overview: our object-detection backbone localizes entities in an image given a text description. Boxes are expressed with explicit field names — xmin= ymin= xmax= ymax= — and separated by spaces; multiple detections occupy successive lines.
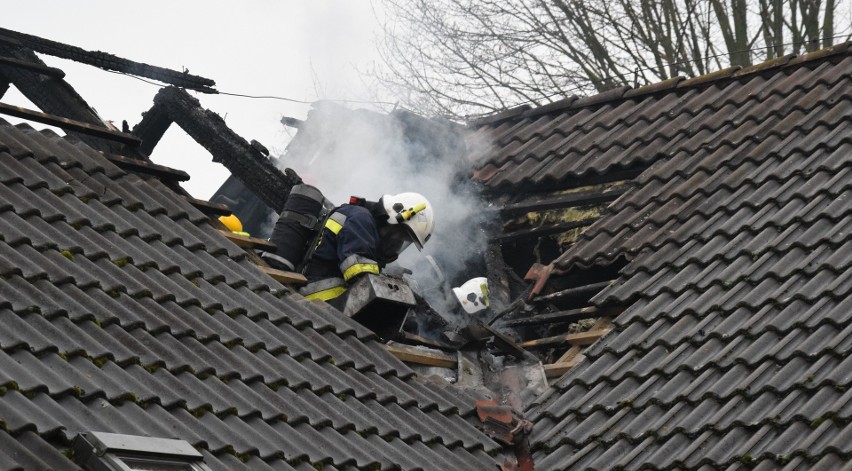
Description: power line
xmin=216 ymin=89 xmax=398 ymax=106
xmin=106 ymin=68 xmax=397 ymax=107
xmin=109 ymin=31 xmax=852 ymax=116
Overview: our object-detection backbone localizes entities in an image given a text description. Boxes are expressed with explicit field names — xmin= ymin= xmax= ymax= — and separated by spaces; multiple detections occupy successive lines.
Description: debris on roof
xmin=7 ymin=17 xmax=845 ymax=471
xmin=0 ymin=28 xmax=503 ymax=470
xmin=472 ymin=41 xmax=852 ymax=469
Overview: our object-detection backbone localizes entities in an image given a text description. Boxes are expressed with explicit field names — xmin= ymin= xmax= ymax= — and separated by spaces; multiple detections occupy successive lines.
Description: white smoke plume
xmin=276 ymin=101 xmax=493 ymax=317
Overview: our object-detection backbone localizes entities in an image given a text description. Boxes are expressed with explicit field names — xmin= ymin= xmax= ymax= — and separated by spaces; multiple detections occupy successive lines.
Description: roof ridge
xmin=471 ymin=41 xmax=852 ymax=126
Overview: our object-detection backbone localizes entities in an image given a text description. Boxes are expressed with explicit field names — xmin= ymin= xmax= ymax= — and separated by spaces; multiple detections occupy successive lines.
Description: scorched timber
xmin=136 ymin=87 xmax=301 ymax=213
xmin=0 ymin=27 xmax=215 ymax=93
xmin=499 ymin=184 xmax=630 ymax=217
xmin=0 ymin=55 xmax=65 ymax=78
xmin=0 ymin=102 xmax=141 ymax=146
xmin=501 ymin=306 xmax=609 ymax=327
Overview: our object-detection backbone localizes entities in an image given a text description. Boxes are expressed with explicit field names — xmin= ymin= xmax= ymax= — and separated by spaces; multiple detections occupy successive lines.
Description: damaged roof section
xmin=0 ymin=29 xmax=503 ymax=470
xmin=212 ymin=100 xmax=470 ymax=239
xmin=476 ymin=41 xmax=852 ymax=468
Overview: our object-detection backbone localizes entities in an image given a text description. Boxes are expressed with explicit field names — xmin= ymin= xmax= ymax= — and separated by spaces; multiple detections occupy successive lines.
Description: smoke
xmin=276 ymin=101 xmax=493 ymax=317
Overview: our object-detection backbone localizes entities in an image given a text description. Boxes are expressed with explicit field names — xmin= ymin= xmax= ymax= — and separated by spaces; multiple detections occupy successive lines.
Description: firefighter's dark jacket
xmin=299 ymin=204 xmax=382 ymax=301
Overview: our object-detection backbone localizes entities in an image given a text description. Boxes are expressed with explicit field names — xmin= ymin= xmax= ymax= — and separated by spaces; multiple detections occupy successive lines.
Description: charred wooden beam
xmin=102 ymin=152 xmax=189 ymax=181
xmin=532 ymin=281 xmax=611 ymax=304
xmin=131 ymin=101 xmax=173 ymax=158
xmin=186 ymin=197 xmax=232 ymax=217
xmin=466 ymin=317 xmax=537 ymax=361
xmin=484 ymin=241 xmax=512 ymax=312
xmin=0 ymin=102 xmax=142 ymax=145
xmin=494 ymin=218 xmax=599 ymax=243
xmin=501 ymin=306 xmax=607 ymax=327
xmin=0 ymin=42 xmax=103 ymax=124
xmin=485 ymin=166 xmax=648 ymax=198
xmin=147 ymin=87 xmax=300 ymax=213
xmin=0 ymin=27 xmax=216 ymax=93
xmin=500 ymin=184 xmax=630 ymax=217
xmin=0 ymin=55 xmax=65 ymax=78
xmin=0 ymin=41 xmax=119 ymax=153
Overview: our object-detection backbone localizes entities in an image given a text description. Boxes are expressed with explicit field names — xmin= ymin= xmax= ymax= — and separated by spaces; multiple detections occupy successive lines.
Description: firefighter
xmin=298 ymin=192 xmax=434 ymax=302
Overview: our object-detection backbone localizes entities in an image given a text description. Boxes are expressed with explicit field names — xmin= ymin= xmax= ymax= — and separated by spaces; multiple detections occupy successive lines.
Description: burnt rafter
xmin=131 ymin=100 xmax=172 ymax=157
xmin=501 ymin=306 xmax=609 ymax=328
xmin=0 ymin=38 xmax=101 ymax=125
xmin=133 ymin=86 xmax=300 ymax=212
xmin=0 ymin=38 xmax=122 ymax=153
xmin=0 ymin=55 xmax=65 ymax=79
xmin=0 ymin=27 xmax=216 ymax=93
xmin=494 ymin=218 xmax=599 ymax=243
xmin=101 ymin=152 xmax=189 ymax=181
xmin=0 ymin=102 xmax=142 ymax=146
xmin=500 ymin=184 xmax=630 ymax=217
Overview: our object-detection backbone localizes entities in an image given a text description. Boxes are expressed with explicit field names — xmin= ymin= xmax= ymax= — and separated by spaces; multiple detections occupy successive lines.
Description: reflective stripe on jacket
xmin=300 ymin=277 xmax=346 ymax=301
xmin=301 ymin=204 xmax=381 ymax=301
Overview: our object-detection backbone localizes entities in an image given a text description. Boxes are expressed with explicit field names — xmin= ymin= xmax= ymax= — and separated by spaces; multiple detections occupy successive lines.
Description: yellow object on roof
xmin=219 ymin=214 xmax=243 ymax=233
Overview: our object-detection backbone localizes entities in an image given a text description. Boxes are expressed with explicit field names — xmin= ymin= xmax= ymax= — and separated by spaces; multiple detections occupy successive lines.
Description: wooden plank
xmin=532 ymin=281 xmax=611 ymax=304
xmin=258 ymin=266 xmax=307 ymax=286
xmin=484 ymin=241 xmax=511 ymax=312
xmin=552 ymin=317 xmax=613 ymax=364
xmin=477 ymin=322 xmax=536 ymax=360
xmin=186 ymin=197 xmax=231 ymax=216
xmin=0 ymin=101 xmax=142 ymax=145
xmin=385 ymin=343 xmax=457 ymax=368
xmin=400 ymin=331 xmax=457 ymax=351
xmin=502 ymin=306 xmax=603 ymax=327
xmin=544 ymin=355 xmax=586 ymax=378
xmin=555 ymin=345 xmax=583 ymax=364
xmin=218 ymin=230 xmax=277 ymax=251
xmin=520 ymin=328 xmax=611 ymax=349
xmin=102 ymin=152 xmax=190 ymax=181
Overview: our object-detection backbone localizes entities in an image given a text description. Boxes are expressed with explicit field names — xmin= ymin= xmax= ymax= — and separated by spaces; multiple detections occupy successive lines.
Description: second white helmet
xmin=453 ymin=277 xmax=490 ymax=314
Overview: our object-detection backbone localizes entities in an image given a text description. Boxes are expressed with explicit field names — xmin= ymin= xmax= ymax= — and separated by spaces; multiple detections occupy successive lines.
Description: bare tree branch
xmin=374 ymin=0 xmax=851 ymax=118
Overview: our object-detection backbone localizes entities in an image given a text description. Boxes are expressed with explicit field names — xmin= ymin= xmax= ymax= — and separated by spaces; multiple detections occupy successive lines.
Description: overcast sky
xmin=4 ymin=1 xmax=389 ymax=199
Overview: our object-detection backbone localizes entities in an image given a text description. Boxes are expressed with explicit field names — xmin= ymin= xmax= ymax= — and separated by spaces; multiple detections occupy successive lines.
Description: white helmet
xmin=453 ymin=277 xmax=490 ymax=314
xmin=381 ymin=192 xmax=434 ymax=250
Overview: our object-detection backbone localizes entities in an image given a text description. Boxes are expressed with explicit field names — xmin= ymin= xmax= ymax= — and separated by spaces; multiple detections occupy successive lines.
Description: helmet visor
xmin=379 ymin=225 xmax=414 ymax=262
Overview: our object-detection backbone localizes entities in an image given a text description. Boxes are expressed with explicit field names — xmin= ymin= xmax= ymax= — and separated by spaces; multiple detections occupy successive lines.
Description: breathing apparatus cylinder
xmin=265 ymin=184 xmax=328 ymax=271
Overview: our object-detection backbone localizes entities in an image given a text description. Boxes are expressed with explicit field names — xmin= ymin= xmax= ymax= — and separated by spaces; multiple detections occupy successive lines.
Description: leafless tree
xmin=375 ymin=0 xmax=852 ymax=118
